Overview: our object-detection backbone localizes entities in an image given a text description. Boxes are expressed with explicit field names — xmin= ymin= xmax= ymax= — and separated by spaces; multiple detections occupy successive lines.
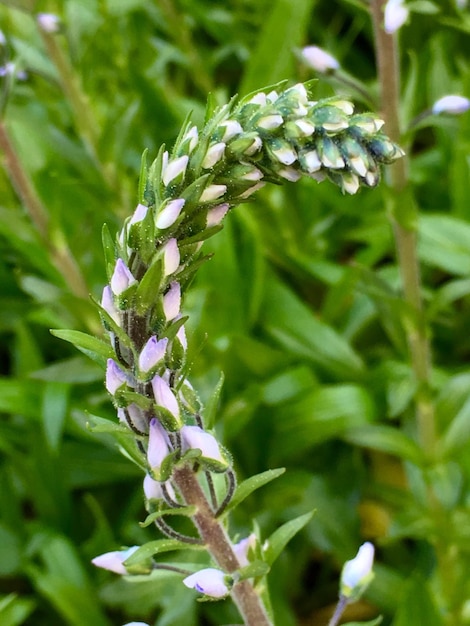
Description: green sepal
xmin=115 ymin=282 xmax=138 ymax=311
xmin=102 ymin=223 xmax=117 ymax=280
xmin=203 ymin=371 xmax=224 ymax=430
xmin=180 ymin=173 xmax=212 ymax=206
xmin=150 ymin=449 xmax=179 ymax=482
xmin=85 ymin=412 xmax=132 ymax=435
xmin=134 ymin=255 xmax=164 ymax=315
xmin=124 ymin=539 xmax=204 ymax=568
xmin=236 ymin=560 xmax=270 ymax=582
xmin=263 ymin=510 xmax=314 ymax=566
xmin=138 ymin=149 xmax=149 ymax=204
xmin=222 ymin=468 xmax=285 ymax=517
xmin=341 ymin=571 xmax=375 ymax=603
xmin=140 ymin=505 xmax=197 ymax=528
xmin=153 ymin=404 xmax=182 ymax=432
xmin=50 ymin=329 xmax=114 ymax=367
xmin=117 ymin=390 xmax=153 ymax=411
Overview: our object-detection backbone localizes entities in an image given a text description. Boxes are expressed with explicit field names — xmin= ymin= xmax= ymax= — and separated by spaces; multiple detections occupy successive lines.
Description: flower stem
xmin=0 ymin=119 xmax=90 ymax=302
xmin=327 ymin=595 xmax=348 ymax=626
xmin=370 ymin=0 xmax=436 ymax=457
xmin=173 ymin=464 xmax=273 ymax=626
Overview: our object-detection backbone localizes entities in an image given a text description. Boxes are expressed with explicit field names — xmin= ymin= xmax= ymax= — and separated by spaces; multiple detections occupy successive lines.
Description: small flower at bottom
xmin=340 ymin=541 xmax=375 ymax=600
xmin=183 ymin=568 xmax=230 ymax=598
xmin=122 ymin=622 xmax=150 ymax=626
xmin=92 ymin=546 xmax=139 ymax=575
xmin=301 ymin=45 xmax=340 ymax=73
xmin=432 ymin=95 xmax=470 ymax=115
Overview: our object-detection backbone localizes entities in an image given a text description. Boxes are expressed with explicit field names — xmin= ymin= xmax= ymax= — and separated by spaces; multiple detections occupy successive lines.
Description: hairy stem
xmin=173 ymin=464 xmax=273 ymax=626
xmin=370 ymin=0 xmax=436 ymax=457
xmin=0 ymin=120 xmax=90 ymax=301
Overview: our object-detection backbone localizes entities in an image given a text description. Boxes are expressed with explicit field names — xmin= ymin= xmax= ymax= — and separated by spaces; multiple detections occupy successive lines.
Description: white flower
xmin=302 ymin=150 xmax=322 ymax=173
xmin=162 ymin=155 xmax=189 ymax=186
xmin=219 ymin=120 xmax=243 ymax=141
xmin=340 ymin=542 xmax=375 ymax=596
xmin=207 ymin=203 xmax=230 ymax=227
xmin=37 ymin=13 xmax=61 ymax=33
xmin=183 ymin=568 xmax=230 ymax=598
xmin=257 ymin=114 xmax=283 ymax=130
xmin=122 ymin=622 xmax=150 ymax=626
xmin=202 ymin=142 xmax=226 ymax=168
xmin=247 ymin=92 xmax=267 ymax=106
xmin=272 ymin=146 xmax=297 ymax=165
xmin=92 ymin=546 xmax=139 ymax=575
xmin=200 ymin=184 xmax=227 ymax=203
xmin=162 ymin=238 xmax=180 ymax=276
xmin=155 ymin=198 xmax=185 ymax=230
xmin=163 ymin=281 xmax=181 ymax=321
xmin=278 ymin=168 xmax=301 ymax=182
xmin=129 ymin=203 xmax=148 ymax=225
xmin=301 ymin=46 xmax=340 ymax=73
xmin=432 ymin=95 xmax=470 ymax=115
xmin=384 ymin=0 xmax=409 ymax=34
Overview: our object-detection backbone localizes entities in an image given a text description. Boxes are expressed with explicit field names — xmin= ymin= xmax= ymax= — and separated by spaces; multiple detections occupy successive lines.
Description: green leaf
xmin=418 ymin=215 xmax=470 ymax=276
xmin=102 ymin=223 xmax=116 ymax=281
xmin=441 ymin=395 xmax=470 ymax=456
xmin=240 ymin=0 xmax=315 ymax=95
xmin=86 ymin=413 xmax=131 ymax=435
xmin=41 ymin=382 xmax=70 ymax=451
xmin=262 ymin=277 xmax=364 ymax=380
xmin=237 ymin=560 xmax=270 ymax=581
xmin=343 ymin=425 xmax=423 ymax=464
xmin=0 ymin=594 xmax=36 ymax=626
xmin=204 ymin=371 xmax=225 ymax=429
xmin=391 ymin=575 xmax=443 ymax=626
xmin=50 ymin=329 xmax=113 ymax=366
xmin=264 ymin=511 xmax=314 ymax=566
xmin=223 ymin=468 xmax=286 ymax=516
xmin=124 ymin=539 xmax=204 ymax=566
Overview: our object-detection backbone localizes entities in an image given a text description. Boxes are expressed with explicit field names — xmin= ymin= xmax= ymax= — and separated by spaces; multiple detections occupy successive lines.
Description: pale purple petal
xmin=219 ymin=120 xmax=243 ymax=141
xmin=129 ymin=203 xmax=148 ymax=225
xmin=207 ymin=203 xmax=230 ymax=227
xmin=432 ymin=95 xmax=470 ymax=115
xmin=163 ymin=282 xmax=181 ymax=321
xmin=162 ymin=155 xmax=189 ymax=186
xmin=301 ymin=45 xmax=339 ymax=73
xmin=92 ymin=546 xmax=139 ymax=575
xmin=384 ymin=0 xmax=409 ymax=33
xmin=341 ymin=542 xmax=375 ymax=589
xmin=106 ymin=359 xmax=127 ymax=394
xmin=151 ymin=377 xmax=180 ymax=421
xmin=155 ymin=198 xmax=185 ymax=230
xmin=110 ymin=259 xmax=136 ymax=295
xmin=202 ymin=142 xmax=226 ymax=168
xmin=181 ymin=425 xmax=224 ymax=463
xmin=200 ymin=184 xmax=227 ymax=203
xmin=233 ymin=534 xmax=257 ymax=567
xmin=147 ymin=417 xmax=170 ymax=469
xmin=163 ymin=238 xmax=180 ymax=276
xmin=183 ymin=568 xmax=229 ymax=598
xmin=101 ymin=286 xmax=120 ymax=325
xmin=37 ymin=13 xmax=61 ymax=33
xmin=139 ymin=336 xmax=168 ymax=373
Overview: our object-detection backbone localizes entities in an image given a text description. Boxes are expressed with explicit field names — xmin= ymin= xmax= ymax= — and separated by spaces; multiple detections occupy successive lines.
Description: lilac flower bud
xmin=202 ymin=142 xmax=226 ymax=169
xmin=122 ymin=622 xmax=150 ymax=626
xmin=163 ymin=281 xmax=181 ymax=321
xmin=233 ymin=534 xmax=257 ymax=567
xmin=181 ymin=425 xmax=225 ymax=463
xmin=342 ymin=173 xmax=360 ymax=195
xmin=432 ymin=95 xmax=470 ymax=115
xmin=147 ymin=417 xmax=171 ymax=471
xmin=219 ymin=120 xmax=243 ymax=141
xmin=257 ymin=114 xmax=283 ymax=130
xmin=301 ymin=45 xmax=340 ymax=73
xmin=101 ymin=286 xmax=120 ymax=325
xmin=244 ymin=135 xmax=263 ymax=156
xmin=143 ymin=473 xmax=164 ymax=500
xmin=110 ymin=259 xmax=136 ymax=295
xmin=340 ymin=542 xmax=375 ymax=598
xmin=92 ymin=546 xmax=139 ymax=575
xmin=207 ymin=203 xmax=230 ymax=227
xmin=183 ymin=568 xmax=230 ymax=598
xmin=162 ymin=238 xmax=180 ymax=276
xmin=37 ymin=13 xmax=61 ymax=33
xmin=302 ymin=150 xmax=322 ymax=173
xmin=184 ymin=126 xmax=199 ymax=153
xmin=294 ymin=119 xmax=316 ymax=137
xmin=241 ymin=167 xmax=264 ymax=182
xmin=155 ymin=198 xmax=185 ymax=230
xmin=151 ymin=378 xmax=180 ymax=422
xmin=106 ymin=359 xmax=127 ymax=394
xmin=138 ymin=336 xmax=168 ymax=373
xmin=117 ymin=404 xmax=148 ymax=433
xmin=266 ymin=90 xmax=279 ymax=103
xmin=384 ymin=0 xmax=409 ymax=34
xmin=200 ymin=184 xmax=227 ymax=203
xmin=176 ymin=322 xmax=188 ymax=351
xmin=129 ymin=203 xmax=148 ymax=225
xmin=162 ymin=155 xmax=189 ymax=186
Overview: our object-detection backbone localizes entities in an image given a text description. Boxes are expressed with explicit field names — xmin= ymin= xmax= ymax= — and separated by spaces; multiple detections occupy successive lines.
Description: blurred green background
xmin=1 ymin=0 xmax=470 ymax=624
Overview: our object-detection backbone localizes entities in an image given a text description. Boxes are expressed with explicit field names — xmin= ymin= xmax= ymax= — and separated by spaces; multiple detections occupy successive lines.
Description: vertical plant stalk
xmin=173 ymin=465 xmax=273 ymax=626
xmin=370 ymin=0 xmax=436 ymax=456
xmin=0 ymin=120 xmax=89 ymax=300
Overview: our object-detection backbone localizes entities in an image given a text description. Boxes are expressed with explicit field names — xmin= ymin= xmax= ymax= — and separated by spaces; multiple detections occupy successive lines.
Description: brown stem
xmin=0 ymin=120 xmax=90 ymax=300
xmin=370 ymin=0 xmax=436 ymax=456
xmin=173 ymin=464 xmax=273 ymax=626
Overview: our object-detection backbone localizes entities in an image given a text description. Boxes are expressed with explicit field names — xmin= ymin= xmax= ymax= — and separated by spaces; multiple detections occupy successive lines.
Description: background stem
xmin=370 ymin=0 xmax=436 ymax=456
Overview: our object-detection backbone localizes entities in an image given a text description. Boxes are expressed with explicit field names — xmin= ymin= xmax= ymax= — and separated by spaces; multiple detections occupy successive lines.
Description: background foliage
xmin=0 ymin=0 xmax=470 ymax=625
